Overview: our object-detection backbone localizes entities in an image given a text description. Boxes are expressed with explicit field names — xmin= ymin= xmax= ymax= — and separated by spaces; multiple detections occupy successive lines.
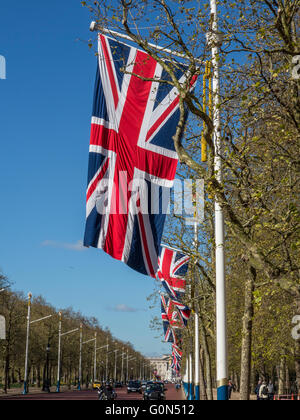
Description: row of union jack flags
xmin=84 ymin=34 xmax=196 ymax=373
xmin=84 ymin=34 xmax=197 ymax=277
xmin=159 ymin=246 xmax=191 ymax=372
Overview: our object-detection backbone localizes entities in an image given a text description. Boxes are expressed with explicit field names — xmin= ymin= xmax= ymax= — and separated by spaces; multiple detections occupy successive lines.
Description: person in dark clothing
xmin=255 ymin=381 xmax=262 ymax=400
xmin=267 ymin=381 xmax=274 ymax=400
xmin=228 ymin=380 xmax=235 ymax=400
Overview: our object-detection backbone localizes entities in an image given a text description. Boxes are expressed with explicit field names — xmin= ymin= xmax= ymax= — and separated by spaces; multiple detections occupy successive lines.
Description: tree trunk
xmin=295 ymin=296 xmax=300 ymax=392
xmin=4 ymin=351 xmax=10 ymax=393
xmin=278 ymin=358 xmax=286 ymax=395
xmin=199 ymin=348 xmax=208 ymax=400
xmin=285 ymin=365 xmax=290 ymax=394
xmin=198 ymin=312 xmax=213 ymax=400
xmin=240 ymin=266 xmax=256 ymax=400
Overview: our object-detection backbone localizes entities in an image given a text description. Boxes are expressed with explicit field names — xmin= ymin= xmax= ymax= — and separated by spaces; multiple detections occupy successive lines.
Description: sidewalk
xmin=165 ymin=384 xmax=185 ymax=400
xmin=180 ymin=388 xmax=256 ymax=401
xmin=0 ymin=385 xmax=74 ymax=398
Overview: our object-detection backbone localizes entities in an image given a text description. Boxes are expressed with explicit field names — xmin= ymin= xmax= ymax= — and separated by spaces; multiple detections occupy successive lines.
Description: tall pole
xmin=78 ymin=324 xmax=83 ymax=390
xmin=114 ymin=349 xmax=118 ymax=382
xmin=209 ymin=0 xmax=228 ymax=400
xmin=126 ymin=350 xmax=129 ymax=383
xmin=121 ymin=347 xmax=124 ymax=383
xmin=194 ymin=200 xmax=200 ymax=400
xmin=194 ymin=310 xmax=200 ymax=400
xmin=94 ymin=333 xmax=97 ymax=382
xmin=23 ymin=292 xmax=32 ymax=395
xmin=56 ymin=312 xmax=62 ymax=393
xmin=106 ymin=338 xmax=109 ymax=382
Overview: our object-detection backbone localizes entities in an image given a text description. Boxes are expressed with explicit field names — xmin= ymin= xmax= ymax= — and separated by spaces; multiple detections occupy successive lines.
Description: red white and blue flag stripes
xmin=161 ymin=295 xmax=182 ymax=328
xmin=157 ymin=246 xmax=190 ymax=299
xmin=163 ymin=322 xmax=178 ymax=344
xmin=171 ymin=298 xmax=192 ymax=327
xmin=158 ymin=247 xmax=191 ymax=369
xmin=171 ymin=344 xmax=183 ymax=372
xmin=84 ymin=34 xmax=197 ymax=277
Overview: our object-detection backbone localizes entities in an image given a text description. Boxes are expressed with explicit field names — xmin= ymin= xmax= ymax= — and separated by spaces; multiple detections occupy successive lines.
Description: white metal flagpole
xmin=209 ymin=0 xmax=228 ymax=401
xmin=194 ymin=204 xmax=200 ymax=400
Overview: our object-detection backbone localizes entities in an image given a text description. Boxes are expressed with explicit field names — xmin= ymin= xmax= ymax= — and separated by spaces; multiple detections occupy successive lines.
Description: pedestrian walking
xmin=267 ymin=381 xmax=274 ymax=400
xmin=259 ymin=381 xmax=269 ymax=400
xmin=228 ymin=380 xmax=235 ymax=400
xmin=255 ymin=381 xmax=262 ymax=400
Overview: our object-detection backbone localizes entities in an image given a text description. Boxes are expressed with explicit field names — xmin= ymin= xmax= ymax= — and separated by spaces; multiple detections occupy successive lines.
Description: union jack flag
xmin=161 ymin=295 xmax=181 ymax=328
xmin=157 ymin=247 xmax=190 ymax=299
xmin=172 ymin=343 xmax=183 ymax=359
xmin=161 ymin=293 xmax=191 ymax=335
xmin=171 ymin=345 xmax=182 ymax=372
xmin=171 ymin=298 xmax=191 ymax=327
xmin=163 ymin=322 xmax=177 ymax=343
xmin=171 ymin=354 xmax=182 ymax=372
xmin=84 ymin=35 xmax=197 ymax=276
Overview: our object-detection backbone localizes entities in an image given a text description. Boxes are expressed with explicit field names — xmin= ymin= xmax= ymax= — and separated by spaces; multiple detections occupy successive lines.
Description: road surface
xmin=0 ymin=384 xmax=184 ymax=401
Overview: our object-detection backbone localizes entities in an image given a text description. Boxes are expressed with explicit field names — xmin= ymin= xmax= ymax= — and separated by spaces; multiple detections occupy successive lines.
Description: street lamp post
xmin=78 ymin=331 xmax=97 ymax=389
xmin=56 ymin=324 xmax=79 ymax=392
xmin=126 ymin=350 xmax=129 ymax=383
xmin=78 ymin=324 xmax=83 ymax=390
xmin=114 ymin=349 xmax=118 ymax=382
xmin=56 ymin=312 xmax=62 ymax=393
xmin=23 ymin=293 xmax=53 ymax=395
xmin=42 ymin=341 xmax=51 ymax=392
xmin=120 ymin=351 xmax=126 ymax=384
xmin=94 ymin=333 xmax=97 ymax=383
xmin=23 ymin=292 xmax=32 ymax=395
xmin=106 ymin=338 xmax=109 ymax=382
xmin=95 ymin=344 xmax=109 ymax=382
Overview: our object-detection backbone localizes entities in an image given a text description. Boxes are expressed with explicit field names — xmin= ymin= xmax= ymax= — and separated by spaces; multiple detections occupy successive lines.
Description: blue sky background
xmin=0 ymin=0 xmax=169 ymax=357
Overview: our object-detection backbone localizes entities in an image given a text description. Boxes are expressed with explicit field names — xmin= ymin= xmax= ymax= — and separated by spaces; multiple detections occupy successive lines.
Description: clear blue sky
xmin=0 ymin=0 xmax=169 ymax=357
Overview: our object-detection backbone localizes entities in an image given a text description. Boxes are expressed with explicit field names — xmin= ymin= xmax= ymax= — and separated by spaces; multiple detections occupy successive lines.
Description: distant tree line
xmin=0 ymin=274 xmax=147 ymax=394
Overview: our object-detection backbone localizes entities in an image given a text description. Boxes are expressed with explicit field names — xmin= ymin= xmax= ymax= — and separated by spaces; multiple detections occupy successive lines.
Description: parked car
xmin=143 ymin=383 xmax=166 ymax=401
xmin=127 ymin=381 xmax=142 ymax=394
xmin=114 ymin=382 xmax=123 ymax=388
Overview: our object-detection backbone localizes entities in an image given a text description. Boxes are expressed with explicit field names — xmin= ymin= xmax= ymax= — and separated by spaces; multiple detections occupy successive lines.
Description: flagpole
xmin=209 ymin=0 xmax=228 ymax=401
xmin=194 ymin=206 xmax=200 ymax=400
xmin=23 ymin=292 xmax=32 ymax=395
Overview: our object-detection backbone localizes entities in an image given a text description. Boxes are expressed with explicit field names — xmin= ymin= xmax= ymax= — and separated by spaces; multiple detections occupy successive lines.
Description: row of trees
xmin=0 ymin=274 xmax=148 ymax=394
xmin=82 ymin=0 xmax=299 ymax=399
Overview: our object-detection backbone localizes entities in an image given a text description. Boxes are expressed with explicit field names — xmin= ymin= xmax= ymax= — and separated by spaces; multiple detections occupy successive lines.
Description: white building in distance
xmin=146 ymin=355 xmax=177 ymax=382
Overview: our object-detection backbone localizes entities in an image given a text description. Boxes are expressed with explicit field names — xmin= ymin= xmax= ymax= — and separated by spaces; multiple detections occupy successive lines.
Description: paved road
xmin=0 ymin=384 xmax=184 ymax=401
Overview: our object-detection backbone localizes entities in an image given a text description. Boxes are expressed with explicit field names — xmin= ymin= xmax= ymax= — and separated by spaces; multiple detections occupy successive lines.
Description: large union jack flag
xmin=84 ymin=35 xmax=197 ymax=276
xmin=157 ymin=246 xmax=190 ymax=299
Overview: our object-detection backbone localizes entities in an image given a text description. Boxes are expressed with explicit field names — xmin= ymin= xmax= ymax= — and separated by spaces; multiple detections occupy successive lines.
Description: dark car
xmin=143 ymin=383 xmax=166 ymax=401
xmin=127 ymin=381 xmax=142 ymax=394
xmin=114 ymin=382 xmax=123 ymax=388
